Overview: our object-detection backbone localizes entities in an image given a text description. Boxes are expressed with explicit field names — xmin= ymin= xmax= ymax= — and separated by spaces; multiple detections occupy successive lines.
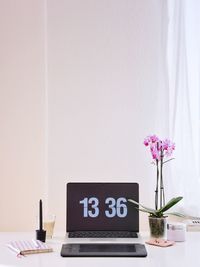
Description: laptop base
xmin=68 ymin=231 xmax=138 ymax=238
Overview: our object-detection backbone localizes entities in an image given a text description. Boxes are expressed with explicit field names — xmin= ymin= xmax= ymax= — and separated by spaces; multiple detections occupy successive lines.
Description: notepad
xmin=145 ymin=239 xmax=175 ymax=247
xmin=6 ymin=240 xmax=53 ymax=256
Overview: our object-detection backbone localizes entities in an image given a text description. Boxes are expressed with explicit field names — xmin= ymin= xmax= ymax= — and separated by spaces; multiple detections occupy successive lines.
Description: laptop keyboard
xmin=68 ymin=231 xmax=138 ymax=238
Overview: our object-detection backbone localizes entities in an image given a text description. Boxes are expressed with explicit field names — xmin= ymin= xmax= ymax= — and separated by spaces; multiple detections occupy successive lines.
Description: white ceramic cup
xmin=167 ymin=222 xmax=186 ymax=242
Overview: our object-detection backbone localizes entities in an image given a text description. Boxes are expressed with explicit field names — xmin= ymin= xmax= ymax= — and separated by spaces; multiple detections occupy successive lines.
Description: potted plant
xmin=128 ymin=135 xmax=183 ymax=239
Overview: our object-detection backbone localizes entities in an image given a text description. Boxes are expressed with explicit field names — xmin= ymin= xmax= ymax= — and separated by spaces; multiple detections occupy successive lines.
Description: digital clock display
xmin=67 ymin=183 xmax=139 ymax=232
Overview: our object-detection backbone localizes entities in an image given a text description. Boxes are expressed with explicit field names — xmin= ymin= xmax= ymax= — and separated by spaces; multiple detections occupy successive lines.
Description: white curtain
xmin=167 ymin=0 xmax=200 ymax=216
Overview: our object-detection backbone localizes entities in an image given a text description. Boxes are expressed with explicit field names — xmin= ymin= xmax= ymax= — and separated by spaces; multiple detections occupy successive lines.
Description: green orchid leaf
xmin=165 ymin=212 xmax=187 ymax=218
xmin=157 ymin=196 xmax=183 ymax=213
xmin=166 ymin=212 xmax=200 ymax=219
xmin=128 ymin=199 xmax=157 ymax=214
xmin=128 ymin=197 xmax=183 ymax=218
xmin=137 ymin=208 xmax=157 ymax=216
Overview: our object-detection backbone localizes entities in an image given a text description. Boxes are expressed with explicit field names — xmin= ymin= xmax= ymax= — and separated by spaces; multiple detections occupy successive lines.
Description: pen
xmin=36 ymin=199 xmax=46 ymax=242
xmin=39 ymin=199 xmax=43 ymax=230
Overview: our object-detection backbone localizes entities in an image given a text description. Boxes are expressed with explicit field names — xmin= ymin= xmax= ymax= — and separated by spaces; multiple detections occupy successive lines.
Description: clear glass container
xmin=149 ymin=216 xmax=167 ymax=239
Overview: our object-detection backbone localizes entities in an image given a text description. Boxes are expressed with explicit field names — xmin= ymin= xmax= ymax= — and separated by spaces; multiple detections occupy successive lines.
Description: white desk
xmin=0 ymin=232 xmax=200 ymax=267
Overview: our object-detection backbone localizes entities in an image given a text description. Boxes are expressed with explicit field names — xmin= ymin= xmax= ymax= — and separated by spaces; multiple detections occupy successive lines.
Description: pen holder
xmin=36 ymin=229 xmax=46 ymax=243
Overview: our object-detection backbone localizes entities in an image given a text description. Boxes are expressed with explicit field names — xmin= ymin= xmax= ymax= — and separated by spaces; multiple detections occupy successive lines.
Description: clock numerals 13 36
xmin=79 ymin=197 xmax=128 ymax=218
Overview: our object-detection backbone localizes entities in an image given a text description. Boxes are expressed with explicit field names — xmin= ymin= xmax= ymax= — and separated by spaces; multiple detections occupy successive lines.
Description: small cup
xmin=43 ymin=214 xmax=56 ymax=239
xmin=167 ymin=222 xmax=186 ymax=242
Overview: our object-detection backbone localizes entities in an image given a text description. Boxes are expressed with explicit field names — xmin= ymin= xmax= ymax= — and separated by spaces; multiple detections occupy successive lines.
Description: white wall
xmin=0 ymin=0 xmax=168 ymax=231
xmin=0 ymin=0 xmax=46 ymax=231
xmin=47 ymin=0 xmax=168 ymax=231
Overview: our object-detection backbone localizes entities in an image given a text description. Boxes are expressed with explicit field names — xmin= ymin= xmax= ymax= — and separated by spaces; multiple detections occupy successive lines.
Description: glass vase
xmin=148 ymin=216 xmax=167 ymax=240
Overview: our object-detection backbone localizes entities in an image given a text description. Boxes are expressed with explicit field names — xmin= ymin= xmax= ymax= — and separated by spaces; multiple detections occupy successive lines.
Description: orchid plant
xmin=144 ymin=134 xmax=175 ymax=210
xmin=129 ymin=135 xmax=183 ymax=218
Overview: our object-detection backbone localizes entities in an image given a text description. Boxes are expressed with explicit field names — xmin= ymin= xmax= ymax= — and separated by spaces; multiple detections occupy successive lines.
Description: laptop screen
xmin=67 ymin=182 xmax=139 ymax=232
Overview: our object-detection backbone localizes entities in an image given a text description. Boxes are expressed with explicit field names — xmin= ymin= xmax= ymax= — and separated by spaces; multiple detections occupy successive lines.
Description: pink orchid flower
xmin=144 ymin=135 xmax=175 ymax=161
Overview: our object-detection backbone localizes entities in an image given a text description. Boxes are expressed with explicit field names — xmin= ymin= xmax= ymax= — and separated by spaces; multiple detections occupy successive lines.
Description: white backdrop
xmin=167 ymin=0 xmax=200 ymax=216
xmin=47 ymin=0 xmax=169 ymax=231
xmin=0 ymin=0 xmax=170 ymax=231
xmin=0 ymin=0 xmax=46 ymax=231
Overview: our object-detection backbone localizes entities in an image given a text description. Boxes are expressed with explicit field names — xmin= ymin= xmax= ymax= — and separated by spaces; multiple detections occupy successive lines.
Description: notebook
xmin=6 ymin=240 xmax=53 ymax=256
xmin=66 ymin=182 xmax=139 ymax=238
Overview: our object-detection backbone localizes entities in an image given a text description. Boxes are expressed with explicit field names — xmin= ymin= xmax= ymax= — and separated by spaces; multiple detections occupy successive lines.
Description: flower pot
xmin=148 ymin=216 xmax=167 ymax=239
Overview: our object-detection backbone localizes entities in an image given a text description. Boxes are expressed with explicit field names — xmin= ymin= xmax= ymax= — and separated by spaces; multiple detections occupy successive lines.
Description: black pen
xmin=36 ymin=199 xmax=46 ymax=242
xmin=39 ymin=199 xmax=43 ymax=230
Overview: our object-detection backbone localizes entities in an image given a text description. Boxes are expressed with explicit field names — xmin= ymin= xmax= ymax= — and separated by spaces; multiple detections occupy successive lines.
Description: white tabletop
xmin=0 ymin=231 xmax=200 ymax=267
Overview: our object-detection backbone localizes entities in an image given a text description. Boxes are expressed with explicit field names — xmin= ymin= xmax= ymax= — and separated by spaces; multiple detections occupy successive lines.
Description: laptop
xmin=66 ymin=182 xmax=139 ymax=238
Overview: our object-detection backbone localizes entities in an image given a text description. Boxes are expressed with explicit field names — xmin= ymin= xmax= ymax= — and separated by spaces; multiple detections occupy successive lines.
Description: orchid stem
xmin=155 ymin=159 xmax=159 ymax=210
